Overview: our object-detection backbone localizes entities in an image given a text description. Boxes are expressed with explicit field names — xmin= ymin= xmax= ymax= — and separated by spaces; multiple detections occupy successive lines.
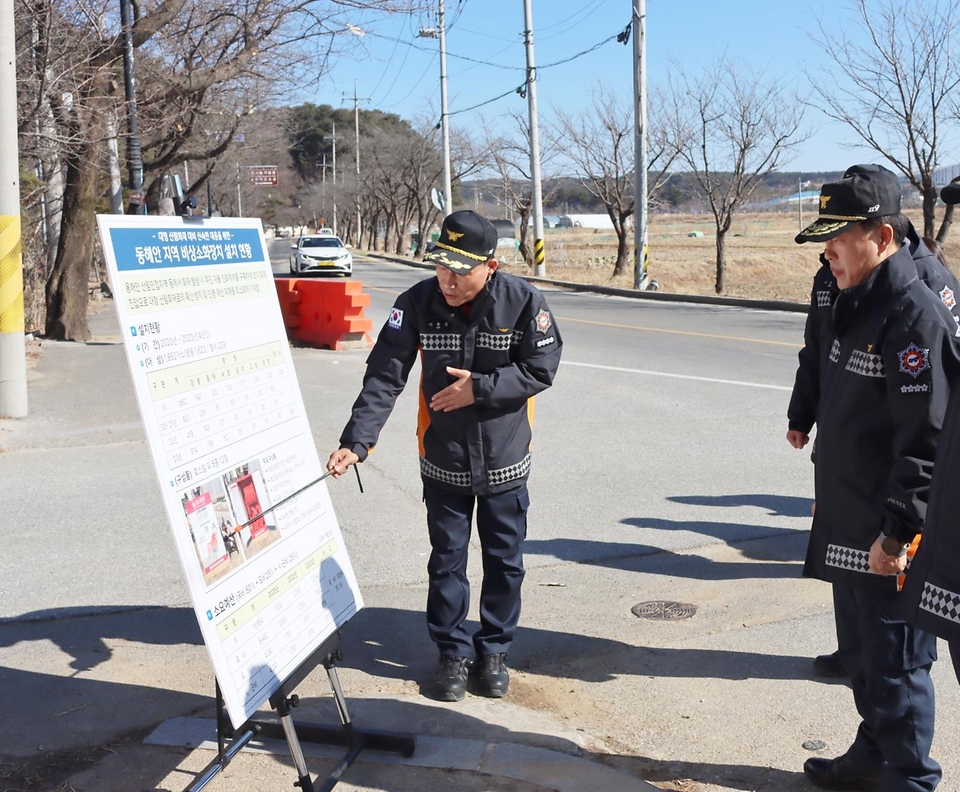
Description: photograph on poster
xmin=181 ymin=457 xmax=283 ymax=587
xmin=224 ymin=459 xmax=282 ymax=559
xmin=181 ymin=477 xmax=246 ymax=586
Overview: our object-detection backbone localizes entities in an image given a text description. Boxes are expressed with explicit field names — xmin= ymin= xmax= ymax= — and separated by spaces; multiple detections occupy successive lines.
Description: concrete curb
xmin=145 ymin=717 xmax=659 ymax=791
xmin=360 ymin=251 xmax=809 ymax=314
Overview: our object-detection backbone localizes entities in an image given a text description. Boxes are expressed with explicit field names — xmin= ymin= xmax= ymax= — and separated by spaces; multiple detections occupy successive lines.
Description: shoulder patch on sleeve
xmin=898 ymin=342 xmax=930 ymax=378
xmin=535 ymin=309 xmax=552 ymax=334
xmin=388 ymin=307 xmax=404 ymax=330
xmin=940 ymin=286 xmax=956 ymax=310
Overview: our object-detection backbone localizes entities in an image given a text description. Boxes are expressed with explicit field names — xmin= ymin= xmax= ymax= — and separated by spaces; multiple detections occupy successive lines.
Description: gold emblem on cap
xmin=820 ymin=195 xmax=831 ymax=209
xmin=446 ymin=230 xmax=465 ymax=241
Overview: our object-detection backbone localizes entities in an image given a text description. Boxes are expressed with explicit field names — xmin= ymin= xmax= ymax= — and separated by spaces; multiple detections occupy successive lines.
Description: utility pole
xmin=120 ymin=0 xmax=145 ymax=214
xmin=438 ymin=0 xmax=452 ymax=216
xmin=798 ymin=176 xmax=803 ymax=233
xmin=0 ymin=0 xmax=28 ymax=417
xmin=523 ymin=0 xmax=545 ymax=277
xmin=632 ymin=0 xmax=650 ymax=289
xmin=325 ymin=123 xmax=339 ymax=237
xmin=418 ymin=5 xmax=452 ymax=216
xmin=351 ymin=82 xmax=370 ymax=247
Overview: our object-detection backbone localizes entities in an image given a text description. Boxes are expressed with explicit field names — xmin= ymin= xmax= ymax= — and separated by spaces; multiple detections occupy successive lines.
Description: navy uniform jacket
xmin=339 ymin=270 xmax=562 ymax=495
xmin=787 ymin=226 xmax=960 ymax=435
xmin=902 ymin=385 xmax=960 ymax=642
xmin=804 ymin=245 xmax=960 ymax=590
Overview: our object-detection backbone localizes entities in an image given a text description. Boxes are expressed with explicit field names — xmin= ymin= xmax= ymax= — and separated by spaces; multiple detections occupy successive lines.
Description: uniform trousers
xmin=423 ymin=482 xmax=529 ymax=659
xmin=833 ymin=583 xmax=941 ymax=791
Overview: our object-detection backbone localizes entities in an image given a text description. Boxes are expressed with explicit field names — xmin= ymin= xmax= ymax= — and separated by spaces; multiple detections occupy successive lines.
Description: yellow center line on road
xmin=556 ymin=316 xmax=802 ymax=348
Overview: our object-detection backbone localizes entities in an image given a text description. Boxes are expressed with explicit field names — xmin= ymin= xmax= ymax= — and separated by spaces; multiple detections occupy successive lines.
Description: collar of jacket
xmin=431 ymin=270 xmax=499 ymax=324
xmin=833 ymin=245 xmax=918 ymax=333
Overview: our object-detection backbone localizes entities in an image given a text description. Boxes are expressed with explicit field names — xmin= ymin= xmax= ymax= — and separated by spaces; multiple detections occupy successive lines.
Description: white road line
xmin=562 ymin=360 xmax=792 ymax=391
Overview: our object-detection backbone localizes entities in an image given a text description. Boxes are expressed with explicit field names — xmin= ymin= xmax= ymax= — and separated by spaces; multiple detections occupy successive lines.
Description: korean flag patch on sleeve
xmin=388 ymin=307 xmax=404 ymax=330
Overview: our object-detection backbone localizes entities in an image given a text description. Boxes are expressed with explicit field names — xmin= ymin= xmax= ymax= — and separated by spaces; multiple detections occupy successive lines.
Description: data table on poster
xmin=148 ymin=342 xmax=299 ymax=470
xmin=214 ymin=540 xmax=354 ymax=703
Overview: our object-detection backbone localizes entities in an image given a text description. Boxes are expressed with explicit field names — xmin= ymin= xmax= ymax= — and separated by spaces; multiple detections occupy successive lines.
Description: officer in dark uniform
xmin=793 ymin=167 xmax=960 ymax=791
xmin=902 ymin=178 xmax=960 ymax=689
xmin=327 ymin=210 xmax=562 ymax=702
xmin=786 ymin=164 xmax=960 ymax=680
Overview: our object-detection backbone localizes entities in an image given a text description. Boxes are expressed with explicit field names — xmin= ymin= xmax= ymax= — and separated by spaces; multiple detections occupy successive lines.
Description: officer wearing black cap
xmin=327 ymin=210 xmax=562 ymax=702
xmin=792 ymin=166 xmax=960 ymax=791
xmin=786 ymin=164 xmax=960 ymax=681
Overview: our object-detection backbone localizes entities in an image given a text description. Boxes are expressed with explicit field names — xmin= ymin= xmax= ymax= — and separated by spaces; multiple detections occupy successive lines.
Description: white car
xmin=290 ymin=234 xmax=353 ymax=276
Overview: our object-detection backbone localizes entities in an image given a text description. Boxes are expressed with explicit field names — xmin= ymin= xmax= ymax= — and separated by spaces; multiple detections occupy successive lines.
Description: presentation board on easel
xmin=96 ymin=215 xmax=363 ymax=729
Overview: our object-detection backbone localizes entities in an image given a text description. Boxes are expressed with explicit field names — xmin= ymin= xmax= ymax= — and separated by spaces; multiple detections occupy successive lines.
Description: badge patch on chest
xmin=535 ymin=309 xmax=552 ymax=334
xmin=388 ymin=307 xmax=404 ymax=330
xmin=899 ymin=343 xmax=930 ymax=377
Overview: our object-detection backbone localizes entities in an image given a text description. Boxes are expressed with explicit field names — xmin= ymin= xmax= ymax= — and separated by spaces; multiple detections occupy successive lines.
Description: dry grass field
xmin=499 ymin=210 xmax=960 ymax=304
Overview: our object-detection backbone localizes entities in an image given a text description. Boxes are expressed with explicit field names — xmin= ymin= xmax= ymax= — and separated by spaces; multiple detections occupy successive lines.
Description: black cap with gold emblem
xmin=795 ymin=164 xmax=901 ymax=244
xmin=423 ymin=210 xmax=499 ymax=272
xmin=941 ymin=175 xmax=960 ymax=206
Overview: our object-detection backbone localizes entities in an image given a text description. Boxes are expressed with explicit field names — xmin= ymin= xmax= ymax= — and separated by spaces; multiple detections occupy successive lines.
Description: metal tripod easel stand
xmin=185 ymin=631 xmax=415 ymax=792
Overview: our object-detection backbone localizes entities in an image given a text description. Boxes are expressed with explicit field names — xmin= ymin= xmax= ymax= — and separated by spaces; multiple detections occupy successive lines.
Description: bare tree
xmin=664 ymin=59 xmax=807 ymax=293
xmin=810 ymin=0 xmax=960 ymax=238
xmin=551 ymin=84 xmax=679 ymax=277
xmin=481 ymin=112 xmax=564 ymax=269
xmin=17 ymin=0 xmax=422 ymax=341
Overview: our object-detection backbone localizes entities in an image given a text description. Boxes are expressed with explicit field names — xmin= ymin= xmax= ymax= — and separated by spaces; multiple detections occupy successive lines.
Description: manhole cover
xmin=631 ymin=601 xmax=697 ymax=620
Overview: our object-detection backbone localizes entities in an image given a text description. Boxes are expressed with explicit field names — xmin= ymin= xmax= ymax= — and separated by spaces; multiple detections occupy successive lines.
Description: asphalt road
xmin=3 ymin=249 xmax=960 ymax=791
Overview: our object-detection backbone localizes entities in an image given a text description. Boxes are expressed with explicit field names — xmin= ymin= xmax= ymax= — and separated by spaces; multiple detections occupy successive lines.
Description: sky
xmin=304 ymin=0 xmax=910 ymax=175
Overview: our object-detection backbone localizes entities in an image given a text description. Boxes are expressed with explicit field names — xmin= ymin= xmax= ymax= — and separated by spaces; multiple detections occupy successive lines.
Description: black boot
xmin=474 ymin=653 xmax=509 ymax=698
xmin=435 ymin=656 xmax=473 ymax=702
xmin=803 ymin=754 xmax=882 ymax=791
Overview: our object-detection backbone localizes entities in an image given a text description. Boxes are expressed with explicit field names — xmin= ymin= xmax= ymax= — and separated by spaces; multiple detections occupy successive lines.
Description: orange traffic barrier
xmin=273 ymin=279 xmax=302 ymax=330
xmin=274 ymin=278 xmax=374 ymax=351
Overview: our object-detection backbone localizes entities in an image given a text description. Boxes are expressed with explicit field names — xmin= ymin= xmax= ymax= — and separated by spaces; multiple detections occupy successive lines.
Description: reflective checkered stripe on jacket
xmin=845 ymin=350 xmax=885 ymax=377
xmin=919 ymin=582 xmax=960 ymax=626
xmin=420 ymin=453 xmax=531 ymax=490
xmin=829 ymin=339 xmax=841 ymax=363
xmin=420 ymin=333 xmax=462 ymax=351
xmin=420 ymin=331 xmax=523 ymax=352
xmin=477 ymin=331 xmax=523 ymax=350
xmin=825 ymin=543 xmax=913 ymax=575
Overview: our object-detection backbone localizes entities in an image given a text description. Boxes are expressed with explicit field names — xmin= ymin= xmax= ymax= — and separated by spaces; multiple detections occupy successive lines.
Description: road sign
xmin=249 ymin=166 xmax=278 ymax=186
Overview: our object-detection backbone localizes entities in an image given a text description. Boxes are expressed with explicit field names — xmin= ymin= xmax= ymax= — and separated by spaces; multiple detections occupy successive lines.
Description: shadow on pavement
xmin=341 ymin=606 xmax=814 ymax=684
xmin=0 ymin=606 xmax=203 ymax=672
xmin=667 ymin=493 xmax=814 ymax=519
xmin=525 ymin=529 xmax=806 ymax=579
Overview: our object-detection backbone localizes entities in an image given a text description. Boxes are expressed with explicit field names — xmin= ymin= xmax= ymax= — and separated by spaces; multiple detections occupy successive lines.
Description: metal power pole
xmin=438 ymin=0 xmax=453 ymax=216
xmin=798 ymin=176 xmax=803 ymax=233
xmin=632 ymin=0 xmax=650 ymax=289
xmin=326 ymin=123 xmax=339 ymax=236
xmin=0 ymin=0 xmax=27 ymax=417
xmin=120 ymin=0 xmax=145 ymax=214
xmin=352 ymin=82 xmax=367 ymax=247
xmin=417 ymin=6 xmax=452 ymax=216
xmin=523 ymin=0 xmax=546 ymax=277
